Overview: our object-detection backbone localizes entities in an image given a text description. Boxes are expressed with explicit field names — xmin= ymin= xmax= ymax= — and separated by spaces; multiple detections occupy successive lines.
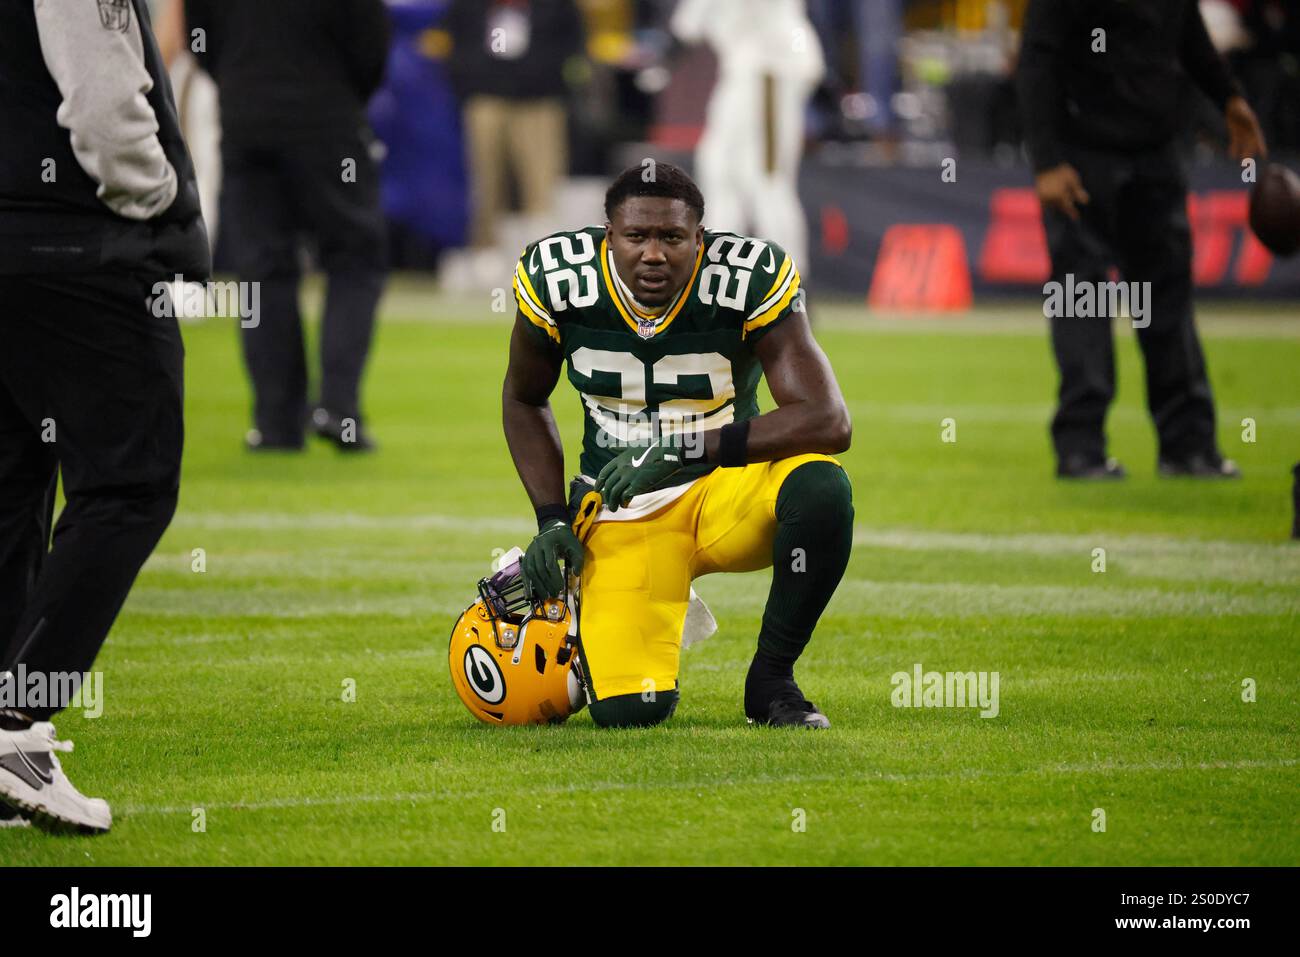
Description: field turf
xmin=5 ymin=286 xmax=1298 ymax=865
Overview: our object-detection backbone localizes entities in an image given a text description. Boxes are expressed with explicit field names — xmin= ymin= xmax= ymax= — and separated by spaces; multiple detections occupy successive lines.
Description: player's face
xmin=606 ymin=198 xmax=703 ymax=307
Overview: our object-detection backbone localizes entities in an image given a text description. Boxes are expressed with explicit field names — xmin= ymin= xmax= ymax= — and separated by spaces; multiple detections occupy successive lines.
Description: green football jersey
xmin=513 ymin=225 xmax=804 ymax=489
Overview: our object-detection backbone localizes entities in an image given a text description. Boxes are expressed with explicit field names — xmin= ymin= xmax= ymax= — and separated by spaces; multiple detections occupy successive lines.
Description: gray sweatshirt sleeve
xmin=33 ymin=0 xmax=178 ymax=221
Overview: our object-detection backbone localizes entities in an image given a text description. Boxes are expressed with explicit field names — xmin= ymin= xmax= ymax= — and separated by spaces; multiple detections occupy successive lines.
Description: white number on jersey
xmin=537 ymin=233 xmax=600 ymax=311
xmin=697 ymin=236 xmax=769 ymax=309
xmin=571 ymin=348 xmax=735 ymax=444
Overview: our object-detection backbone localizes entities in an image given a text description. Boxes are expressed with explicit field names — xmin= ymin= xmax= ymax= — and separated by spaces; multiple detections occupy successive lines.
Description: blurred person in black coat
xmin=1018 ymin=0 xmax=1267 ymax=480
xmin=445 ymin=0 xmax=583 ymax=274
xmin=1236 ymin=0 xmax=1300 ymax=152
xmin=0 ymin=0 xmax=207 ymax=832
xmin=187 ymin=0 xmax=391 ymax=451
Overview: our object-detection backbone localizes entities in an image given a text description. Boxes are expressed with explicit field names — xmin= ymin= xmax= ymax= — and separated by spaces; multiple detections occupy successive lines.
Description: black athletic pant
xmin=221 ymin=129 xmax=387 ymax=442
xmin=1044 ymin=142 xmax=1219 ymax=464
xmin=0 ymin=272 xmax=183 ymax=720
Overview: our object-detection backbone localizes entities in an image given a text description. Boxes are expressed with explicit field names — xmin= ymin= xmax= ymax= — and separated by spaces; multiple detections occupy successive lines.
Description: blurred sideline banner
xmin=802 ymin=159 xmax=1300 ymax=302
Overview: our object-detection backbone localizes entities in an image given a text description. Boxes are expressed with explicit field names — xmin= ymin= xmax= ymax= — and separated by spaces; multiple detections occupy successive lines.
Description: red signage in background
xmin=1187 ymin=191 xmax=1275 ymax=287
xmin=978 ymin=189 xmax=1050 ymax=284
xmin=868 ymin=224 xmax=973 ymax=311
xmin=820 ymin=205 xmax=851 ymax=256
xmin=976 ymin=188 xmax=1275 ymax=289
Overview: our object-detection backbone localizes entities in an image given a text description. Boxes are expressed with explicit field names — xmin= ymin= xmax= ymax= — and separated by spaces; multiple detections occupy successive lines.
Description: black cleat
xmin=311 ymin=408 xmax=376 ymax=453
xmin=750 ymin=693 xmax=831 ymax=729
xmin=1158 ymin=453 xmax=1241 ymax=479
xmin=1056 ymin=455 xmax=1126 ymax=480
xmin=245 ymin=429 xmax=304 ymax=452
xmin=744 ymin=651 xmax=830 ymax=728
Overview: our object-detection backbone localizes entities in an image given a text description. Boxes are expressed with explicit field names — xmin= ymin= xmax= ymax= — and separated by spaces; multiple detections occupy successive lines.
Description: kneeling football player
xmin=502 ymin=164 xmax=853 ymax=729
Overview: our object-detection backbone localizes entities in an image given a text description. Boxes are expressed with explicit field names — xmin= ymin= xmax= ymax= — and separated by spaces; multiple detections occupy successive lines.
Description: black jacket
xmin=185 ymin=0 xmax=391 ymax=145
xmin=0 ymin=0 xmax=208 ymax=278
xmin=444 ymin=0 xmax=584 ymax=101
xmin=1017 ymin=0 xmax=1243 ymax=170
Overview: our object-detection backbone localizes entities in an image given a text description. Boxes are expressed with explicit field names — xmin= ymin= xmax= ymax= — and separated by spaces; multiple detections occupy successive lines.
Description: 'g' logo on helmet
xmin=464 ymin=646 xmax=505 ymax=704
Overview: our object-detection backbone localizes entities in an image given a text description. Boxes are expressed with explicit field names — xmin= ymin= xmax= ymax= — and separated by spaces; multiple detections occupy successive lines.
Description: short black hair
xmin=604 ymin=161 xmax=705 ymax=223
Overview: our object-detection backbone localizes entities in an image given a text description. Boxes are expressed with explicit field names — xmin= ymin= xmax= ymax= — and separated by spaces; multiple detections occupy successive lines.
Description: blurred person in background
xmin=186 ymin=0 xmax=391 ymax=453
xmin=808 ymin=0 xmax=904 ymax=144
xmin=671 ymin=0 xmax=824 ymax=273
xmin=444 ymin=0 xmax=585 ymax=286
xmin=1231 ymin=0 xmax=1300 ymax=153
xmin=1017 ymin=0 xmax=1267 ymax=481
xmin=152 ymin=0 xmax=222 ymax=243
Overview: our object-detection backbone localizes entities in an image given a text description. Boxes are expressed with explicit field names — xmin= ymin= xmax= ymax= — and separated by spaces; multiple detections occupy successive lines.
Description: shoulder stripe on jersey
xmin=514 ymin=264 xmax=560 ymax=343
xmin=515 ymin=262 xmax=551 ymax=320
xmin=517 ymin=294 xmax=559 ymax=342
xmin=743 ymin=271 xmax=801 ymax=336
xmin=748 ymin=255 xmax=795 ymax=321
xmin=759 ymin=254 xmax=794 ymax=304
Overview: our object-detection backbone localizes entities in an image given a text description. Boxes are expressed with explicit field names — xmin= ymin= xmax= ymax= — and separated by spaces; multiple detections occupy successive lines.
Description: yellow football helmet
xmin=448 ymin=547 xmax=586 ymax=725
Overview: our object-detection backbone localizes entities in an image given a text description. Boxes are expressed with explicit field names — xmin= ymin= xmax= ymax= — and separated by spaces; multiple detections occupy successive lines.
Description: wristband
xmin=534 ymin=503 xmax=569 ymax=531
xmin=717 ymin=420 xmax=750 ymax=468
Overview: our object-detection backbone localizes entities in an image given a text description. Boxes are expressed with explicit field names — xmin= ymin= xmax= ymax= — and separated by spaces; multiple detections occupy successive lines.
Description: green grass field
xmin=6 ymin=286 xmax=1298 ymax=865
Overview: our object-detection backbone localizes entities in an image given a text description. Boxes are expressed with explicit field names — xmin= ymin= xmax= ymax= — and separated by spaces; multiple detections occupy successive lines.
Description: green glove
xmin=595 ymin=436 xmax=687 ymax=512
xmin=522 ymin=519 xmax=584 ymax=600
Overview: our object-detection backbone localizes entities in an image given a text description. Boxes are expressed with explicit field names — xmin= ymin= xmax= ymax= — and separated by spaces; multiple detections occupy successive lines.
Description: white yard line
xmin=189 ymin=291 xmax=1300 ymax=337
xmin=852 ymin=529 xmax=1300 ymax=586
xmin=145 ymin=530 xmax=1299 ymax=586
xmin=120 ymin=583 xmax=1295 ymax=619
xmin=171 ymin=510 xmax=1298 ymax=559
xmin=845 ymin=401 xmax=1300 ymax=423
xmin=147 ymin=515 xmax=1300 ymax=603
xmin=121 ymin=592 xmax=466 ymax=619
xmin=852 ymin=527 xmax=1299 ymax=558
xmin=119 ymin=756 xmax=1298 ymax=817
xmin=171 ymin=512 xmax=530 ymax=533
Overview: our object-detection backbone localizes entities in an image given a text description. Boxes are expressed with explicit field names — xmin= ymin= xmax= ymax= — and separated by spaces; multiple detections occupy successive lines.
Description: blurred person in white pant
xmin=152 ymin=0 xmax=222 ymax=244
xmin=671 ymin=0 xmax=824 ymax=273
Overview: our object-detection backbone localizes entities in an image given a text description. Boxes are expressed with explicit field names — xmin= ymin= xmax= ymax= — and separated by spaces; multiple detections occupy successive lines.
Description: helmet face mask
xmin=449 ymin=547 xmax=585 ymax=725
xmin=478 ymin=554 xmax=533 ymax=639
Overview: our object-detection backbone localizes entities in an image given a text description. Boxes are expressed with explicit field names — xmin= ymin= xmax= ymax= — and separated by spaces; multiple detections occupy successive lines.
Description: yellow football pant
xmin=576 ymin=453 xmax=839 ymax=701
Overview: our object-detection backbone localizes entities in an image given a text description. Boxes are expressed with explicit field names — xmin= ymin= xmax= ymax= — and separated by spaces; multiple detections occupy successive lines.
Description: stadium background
xmin=168 ymin=0 xmax=1300 ymax=301
xmin=6 ymin=0 xmax=1294 ymax=866
xmin=378 ymin=0 xmax=1300 ymax=297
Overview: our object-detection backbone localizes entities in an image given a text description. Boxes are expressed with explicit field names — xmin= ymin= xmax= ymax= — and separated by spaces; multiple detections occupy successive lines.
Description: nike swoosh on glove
xmin=521 ymin=519 xmax=584 ymax=600
xmin=595 ymin=437 xmax=687 ymax=512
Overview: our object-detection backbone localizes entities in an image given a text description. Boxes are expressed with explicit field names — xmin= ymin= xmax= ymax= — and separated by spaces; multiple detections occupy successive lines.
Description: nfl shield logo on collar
xmin=636 ymin=319 xmax=657 ymax=340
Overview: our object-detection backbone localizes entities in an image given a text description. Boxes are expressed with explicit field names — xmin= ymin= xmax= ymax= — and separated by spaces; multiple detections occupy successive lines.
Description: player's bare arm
xmin=502 ymin=311 xmax=566 ymax=510
xmin=502 ymin=311 xmax=584 ymax=599
xmin=708 ymin=310 xmax=851 ymax=463
xmin=594 ymin=310 xmax=851 ymax=507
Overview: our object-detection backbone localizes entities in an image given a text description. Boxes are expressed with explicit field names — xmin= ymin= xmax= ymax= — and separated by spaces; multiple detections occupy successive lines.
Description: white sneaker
xmin=0 ymin=722 xmax=111 ymax=833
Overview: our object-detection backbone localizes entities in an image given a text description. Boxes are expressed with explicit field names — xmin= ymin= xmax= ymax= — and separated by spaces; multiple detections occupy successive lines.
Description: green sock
xmin=756 ymin=461 xmax=854 ymax=662
xmin=589 ymin=690 xmax=680 ymax=728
